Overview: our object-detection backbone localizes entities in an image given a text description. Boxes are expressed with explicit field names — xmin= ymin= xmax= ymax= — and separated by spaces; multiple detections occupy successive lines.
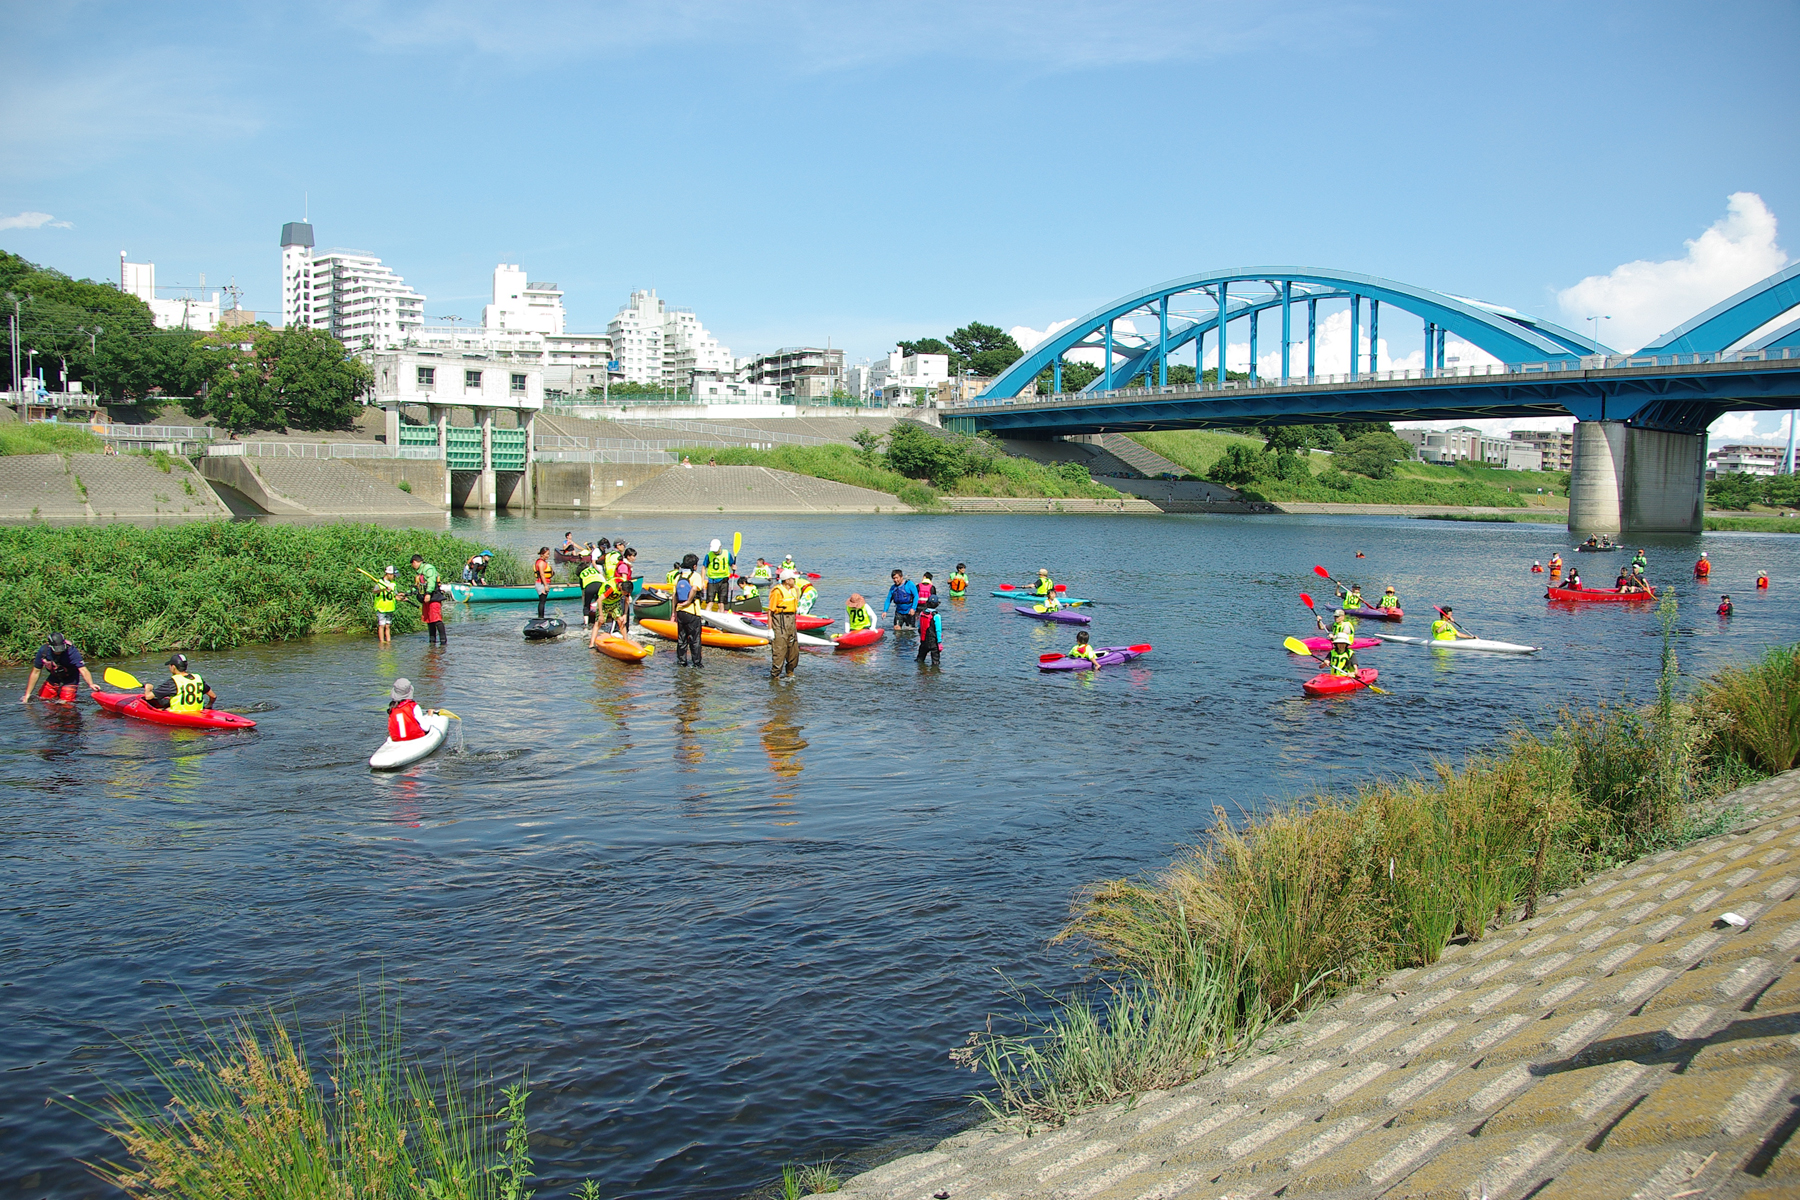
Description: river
xmin=3 ymin=513 xmax=1795 ymax=1198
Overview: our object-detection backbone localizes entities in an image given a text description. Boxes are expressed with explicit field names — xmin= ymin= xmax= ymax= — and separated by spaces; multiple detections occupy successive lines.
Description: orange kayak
xmin=636 ymin=617 xmax=768 ymax=649
xmin=592 ymin=633 xmax=654 ymax=662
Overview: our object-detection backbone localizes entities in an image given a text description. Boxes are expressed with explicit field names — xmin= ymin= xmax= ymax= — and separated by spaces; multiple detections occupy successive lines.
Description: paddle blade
xmin=103 ymin=667 xmax=141 ymax=690
xmin=1039 ymin=652 xmax=1064 ymax=662
xmin=436 ymin=709 xmax=459 ymax=720
xmin=1366 ymin=684 xmax=1388 ymax=695
xmin=805 ymin=572 xmax=822 ymax=580
xmin=1053 ymin=584 xmax=1067 ymax=592
xmin=1300 ymin=592 xmax=1316 ymax=609
xmin=998 ymin=584 xmax=1016 ymax=590
xmin=1282 ymin=637 xmax=1313 ymax=656
xmin=1313 ymin=565 xmax=1331 ymax=578
xmin=1128 ymin=643 xmax=1152 ymax=654
xmin=732 ymin=532 xmax=742 ymax=557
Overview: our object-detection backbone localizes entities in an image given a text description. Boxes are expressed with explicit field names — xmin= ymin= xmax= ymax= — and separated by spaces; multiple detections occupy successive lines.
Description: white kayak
xmin=697 ymin=608 xmax=835 ymax=648
xmin=1376 ymin=633 xmax=1541 ymax=654
xmin=370 ymin=712 xmax=451 ymax=770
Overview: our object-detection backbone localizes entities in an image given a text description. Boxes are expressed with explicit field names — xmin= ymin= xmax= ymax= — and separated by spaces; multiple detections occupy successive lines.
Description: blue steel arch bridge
xmin=939 ymin=265 xmax=1800 ymax=532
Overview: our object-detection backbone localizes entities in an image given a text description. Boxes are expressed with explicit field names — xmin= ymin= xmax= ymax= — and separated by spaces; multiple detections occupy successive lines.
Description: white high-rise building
xmin=119 ymin=255 xmax=221 ymax=332
xmin=280 ymin=221 xmax=314 ymax=329
xmin=605 ymin=288 xmax=733 ymax=388
xmin=483 ymin=265 xmax=565 ymax=335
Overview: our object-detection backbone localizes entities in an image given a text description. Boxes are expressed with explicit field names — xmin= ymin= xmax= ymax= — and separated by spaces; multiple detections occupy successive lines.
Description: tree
xmin=850 ymin=427 xmax=882 ymax=465
xmin=885 ymin=421 xmax=967 ymax=488
xmin=181 ymin=326 xmax=371 ymax=433
xmin=1260 ymin=425 xmax=1310 ymax=456
xmin=1164 ymin=364 xmax=1197 ymax=387
xmin=1206 ymin=442 xmax=1264 ymax=487
xmin=1337 ymin=419 xmax=1395 ymax=441
xmin=896 ymin=337 xmax=952 ymax=359
xmin=1337 ymin=431 xmax=1413 ymax=479
xmin=946 ymin=322 xmax=1023 ymax=378
xmin=1 ymin=249 xmax=167 ymax=398
xmin=1706 ymin=474 xmax=1762 ymax=511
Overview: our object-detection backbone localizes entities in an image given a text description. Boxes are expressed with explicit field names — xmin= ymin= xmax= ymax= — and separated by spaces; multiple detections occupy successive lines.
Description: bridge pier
xmin=1567 ymin=421 xmax=1706 ymax=535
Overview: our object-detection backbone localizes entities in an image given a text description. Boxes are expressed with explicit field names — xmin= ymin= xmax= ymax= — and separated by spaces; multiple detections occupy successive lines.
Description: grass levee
xmin=962 ymin=595 xmax=1781 ymax=1126
xmin=0 ymin=423 xmax=103 ymax=456
xmin=0 ymin=521 xmax=522 ymax=664
xmin=678 ymin=442 xmax=1120 ymax=508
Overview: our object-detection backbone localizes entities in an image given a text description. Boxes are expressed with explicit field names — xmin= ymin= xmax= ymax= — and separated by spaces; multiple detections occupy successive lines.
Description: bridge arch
xmin=1638 ymin=262 xmax=1800 ymax=355
xmin=981 ymin=267 xmax=1605 ymax=400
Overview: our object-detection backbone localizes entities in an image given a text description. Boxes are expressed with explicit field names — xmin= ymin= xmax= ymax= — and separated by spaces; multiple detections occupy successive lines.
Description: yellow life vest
xmin=579 ymin=564 xmax=603 ymax=589
xmin=705 ymin=550 xmax=731 ymax=580
xmin=769 ymin=581 xmax=801 ymax=614
xmin=1431 ymin=618 xmax=1457 ymax=641
xmin=846 ymin=604 xmax=874 ymax=631
xmin=373 ymin=581 xmax=397 ymax=613
xmin=169 ymin=672 xmax=207 ymax=713
xmin=1376 ymin=593 xmax=1399 ymax=609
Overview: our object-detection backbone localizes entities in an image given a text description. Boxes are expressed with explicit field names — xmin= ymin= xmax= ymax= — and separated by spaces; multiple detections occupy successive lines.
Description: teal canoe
xmin=446 ymin=583 xmax=582 ymax=603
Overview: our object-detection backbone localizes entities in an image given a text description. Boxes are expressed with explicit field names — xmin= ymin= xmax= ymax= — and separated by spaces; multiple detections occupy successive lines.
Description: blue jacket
xmin=884 ymin=581 xmax=918 ymax=613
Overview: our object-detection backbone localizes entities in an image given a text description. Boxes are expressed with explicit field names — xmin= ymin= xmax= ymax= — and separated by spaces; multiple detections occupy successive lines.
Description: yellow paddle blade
xmin=1367 ymin=684 xmax=1389 ymax=695
xmin=436 ymin=709 xmax=459 ymax=720
xmin=1282 ymin=636 xmax=1313 ymax=655
xmin=103 ymin=666 xmax=142 ymax=690
xmin=732 ymin=531 xmax=742 ymax=557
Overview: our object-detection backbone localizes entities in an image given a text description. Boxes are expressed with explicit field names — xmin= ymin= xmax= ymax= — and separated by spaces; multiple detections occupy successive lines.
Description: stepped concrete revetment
xmin=199 ymin=456 xmax=445 ymax=518
xmin=842 ymin=768 xmax=1800 ymax=1200
xmin=0 ymin=453 xmax=230 ymax=520
xmin=604 ymin=465 xmax=900 ymax=514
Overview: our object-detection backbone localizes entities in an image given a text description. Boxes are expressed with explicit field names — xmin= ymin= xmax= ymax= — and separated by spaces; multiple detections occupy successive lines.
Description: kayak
xmin=1376 ymin=633 xmax=1541 ymax=654
xmin=1545 ymin=586 xmax=1657 ymax=603
xmin=447 ymin=583 xmax=581 ymax=603
xmin=1039 ymin=645 xmax=1149 ymax=672
xmin=1013 ymin=605 xmax=1091 ymax=626
xmin=1345 ymin=606 xmax=1403 ymax=622
xmin=741 ymin=613 xmax=835 ymax=631
xmin=633 ymin=594 xmax=761 ymax=620
xmin=1302 ymin=668 xmax=1380 ymax=697
xmin=370 ymin=712 xmax=450 ymax=770
xmin=833 ymin=628 xmax=884 ymax=650
xmin=523 ymin=617 xmax=566 ymax=640
xmin=92 ymin=690 xmax=257 ymax=730
xmin=636 ymin=617 xmax=768 ymax=649
xmin=699 ymin=608 xmax=834 ymax=648
xmin=1574 ymin=544 xmax=1623 ymax=552
xmin=1293 ymin=636 xmax=1380 ymax=653
xmin=592 ymin=633 xmax=654 ymax=662
xmin=991 ymin=590 xmax=1091 ymax=605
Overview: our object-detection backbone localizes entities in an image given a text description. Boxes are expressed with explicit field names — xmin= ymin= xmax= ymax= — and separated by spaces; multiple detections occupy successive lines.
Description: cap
xmin=925 ymin=597 xmax=939 ymax=608
xmin=384 ymin=565 xmax=397 ymax=575
xmin=389 ymin=678 xmax=414 ymax=701
xmin=710 ymin=538 xmax=721 ymax=551
xmin=780 ymin=568 xmax=797 ymax=580
xmin=165 ymin=653 xmax=188 ymax=669
xmin=1038 ymin=568 xmax=1049 ymax=575
xmin=46 ymin=632 xmax=66 ymax=649
xmin=1333 ymin=608 xmax=1345 ymax=617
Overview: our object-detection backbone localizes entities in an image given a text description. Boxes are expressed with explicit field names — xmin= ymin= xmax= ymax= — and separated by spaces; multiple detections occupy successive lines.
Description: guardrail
xmin=607 ymin=417 xmax=832 ymax=445
xmin=535 ymin=434 xmax=791 ymax=452
xmin=95 ymin=423 xmax=219 ymax=441
xmin=535 ymin=448 xmax=678 ymax=465
xmin=956 ymin=346 xmax=1800 ymax=408
xmin=207 ymin=442 xmax=442 ymax=461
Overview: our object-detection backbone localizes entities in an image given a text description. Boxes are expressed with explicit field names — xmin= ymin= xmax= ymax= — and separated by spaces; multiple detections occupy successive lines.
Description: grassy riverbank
xmin=0 ymin=522 xmax=520 ymax=664
xmin=1705 ymin=514 xmax=1800 ymax=533
xmin=0 ymin=423 xmax=102 ymax=455
xmin=962 ymin=598 xmax=1792 ymax=1125
xmin=681 ymin=442 xmax=1121 ymax=508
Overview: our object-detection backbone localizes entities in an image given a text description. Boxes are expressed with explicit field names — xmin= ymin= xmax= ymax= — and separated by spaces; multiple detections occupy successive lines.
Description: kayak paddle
xmin=1313 ymin=564 xmax=1350 ymax=598
xmin=1434 ymin=605 xmax=1475 ymax=638
xmin=104 ymin=667 xmax=142 ymax=689
xmin=436 ymin=709 xmax=460 ymax=720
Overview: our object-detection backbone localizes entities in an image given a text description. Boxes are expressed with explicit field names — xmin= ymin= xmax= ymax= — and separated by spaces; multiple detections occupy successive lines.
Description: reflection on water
xmin=3 ymin=513 xmax=1798 ymax=1199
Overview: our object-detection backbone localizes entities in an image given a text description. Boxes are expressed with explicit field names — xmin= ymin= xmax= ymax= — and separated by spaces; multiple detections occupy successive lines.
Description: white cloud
xmin=1011 ymin=317 xmax=1133 ymax=368
xmin=1556 ymin=192 xmax=1788 ymax=353
xmin=0 ymin=211 xmax=73 ymax=231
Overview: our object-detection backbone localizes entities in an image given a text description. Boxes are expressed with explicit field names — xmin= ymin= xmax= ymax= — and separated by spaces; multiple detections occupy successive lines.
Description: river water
xmin=4 ymin=513 xmax=1797 ymax=1198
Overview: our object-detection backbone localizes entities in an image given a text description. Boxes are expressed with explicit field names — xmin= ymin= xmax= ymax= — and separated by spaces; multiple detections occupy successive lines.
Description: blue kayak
xmin=991 ymin=589 xmax=1091 ymax=605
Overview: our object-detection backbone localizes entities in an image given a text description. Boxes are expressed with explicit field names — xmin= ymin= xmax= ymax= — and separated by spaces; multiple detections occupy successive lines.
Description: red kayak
xmin=93 ymin=690 xmax=257 ymax=730
xmin=833 ymin=628 xmax=884 ymax=650
xmin=1545 ymin=585 xmax=1657 ymax=604
xmin=741 ymin=613 xmax=835 ymax=631
xmin=1302 ymin=668 xmax=1379 ymax=697
xmin=1292 ymin=636 xmax=1379 ymax=654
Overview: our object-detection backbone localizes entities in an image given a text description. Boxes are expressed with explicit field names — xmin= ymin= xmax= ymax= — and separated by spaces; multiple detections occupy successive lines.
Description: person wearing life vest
xmin=1325 ymin=628 xmax=1359 ymax=676
xmin=1375 ymin=586 xmax=1400 ymax=611
xmin=1548 ymin=553 xmax=1563 ymax=575
xmin=884 ymin=569 xmax=918 ymax=629
xmin=598 ymin=546 xmax=633 ymax=634
xmin=533 ymin=547 xmax=555 ymax=619
xmin=780 ymin=555 xmax=796 ymax=574
xmin=915 ymin=597 xmax=943 ymax=665
xmin=1630 ymin=549 xmax=1648 ymax=576
xmin=767 ymin=569 xmax=803 ymax=679
xmin=1561 ymin=569 xmax=1583 ymax=590
xmin=737 ymin=578 xmax=762 ymax=604
xmin=673 ymin=553 xmax=706 ymax=667
xmin=1718 ymin=594 xmax=1733 ymax=616
xmin=372 ymin=565 xmax=400 ymax=643
xmin=1695 ymin=552 xmax=1711 ymax=578
xmin=949 ymin=563 xmax=968 ymax=595
xmin=1031 ymin=569 xmax=1056 ymax=599
xmin=1342 ymin=584 xmax=1365 ymax=611
xmin=21 ymin=631 xmax=96 ymax=703
xmin=1758 ymin=571 xmax=1770 ymax=589
xmin=1069 ymin=630 xmax=1098 ymax=663
xmin=410 ymin=554 xmax=446 ymax=646
xmin=1318 ymin=607 xmax=1355 ymax=642
xmin=143 ymin=653 xmax=216 ymax=713
xmin=386 ymin=677 xmax=435 ymax=741
xmin=796 ymin=578 xmax=817 ymax=615
xmin=917 ymin=572 xmax=936 ymax=605
xmin=704 ymin=538 xmax=735 ymax=609
xmin=751 ymin=558 xmax=773 ymax=582
xmin=1531 ymin=561 xmax=1544 ymax=573
xmin=1431 ymin=606 xmax=1473 ymax=641
xmin=579 ymin=557 xmax=605 ymax=628
xmin=844 ymin=594 xmax=877 ymax=632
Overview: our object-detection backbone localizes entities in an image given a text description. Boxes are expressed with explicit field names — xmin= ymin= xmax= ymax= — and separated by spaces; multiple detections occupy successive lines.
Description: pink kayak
xmin=1292 ymin=636 xmax=1379 ymax=654
xmin=1302 ymin=668 xmax=1379 ymax=697
xmin=833 ymin=628 xmax=884 ymax=650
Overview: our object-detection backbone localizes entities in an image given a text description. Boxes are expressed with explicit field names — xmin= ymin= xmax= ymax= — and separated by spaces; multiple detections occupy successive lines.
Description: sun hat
xmin=780 ymin=568 xmax=797 ymax=580
xmin=848 ymin=593 xmax=864 ymax=605
xmin=389 ymin=678 xmax=414 ymax=702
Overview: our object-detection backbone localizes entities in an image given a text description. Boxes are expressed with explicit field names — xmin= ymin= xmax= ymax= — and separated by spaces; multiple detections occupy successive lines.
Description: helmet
xmin=384 ymin=565 xmax=397 ymax=575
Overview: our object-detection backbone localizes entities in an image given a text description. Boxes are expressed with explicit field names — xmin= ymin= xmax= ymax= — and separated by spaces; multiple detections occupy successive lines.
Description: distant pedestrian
xmin=916 ymin=597 xmax=943 ymax=666
xmin=411 ymin=554 xmax=446 ymax=646
xmin=373 ymin=565 xmax=400 ymax=643
xmin=767 ymin=569 xmax=802 ymax=679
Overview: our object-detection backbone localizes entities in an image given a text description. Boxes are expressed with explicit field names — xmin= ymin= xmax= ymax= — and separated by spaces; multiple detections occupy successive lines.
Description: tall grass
xmin=87 ymin=995 xmax=540 ymax=1200
xmin=0 ymin=522 xmax=521 ymax=663
xmin=0 ymin=422 xmax=102 ymax=455
xmin=679 ymin=444 xmax=1121 ymax=505
xmin=964 ymin=594 xmax=1784 ymax=1126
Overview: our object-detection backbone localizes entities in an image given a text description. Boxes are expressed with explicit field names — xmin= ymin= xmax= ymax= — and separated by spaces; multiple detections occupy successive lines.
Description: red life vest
xmin=1695 ymin=559 xmax=1710 ymax=576
xmin=388 ymin=699 xmax=428 ymax=741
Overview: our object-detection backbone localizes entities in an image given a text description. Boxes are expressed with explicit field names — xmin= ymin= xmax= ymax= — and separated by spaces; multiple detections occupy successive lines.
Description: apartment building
xmin=742 ymin=347 xmax=846 ymax=401
xmin=1398 ymin=425 xmax=1541 ymax=470
xmin=1708 ymin=443 xmax=1788 ymax=476
xmin=1510 ymin=429 xmax=1574 ymax=472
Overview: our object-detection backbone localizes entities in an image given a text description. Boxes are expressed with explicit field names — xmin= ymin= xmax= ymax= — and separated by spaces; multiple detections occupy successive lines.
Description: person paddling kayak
xmin=386 ymin=678 xmax=437 ymax=741
xmin=1326 ymin=627 xmax=1359 ymax=676
xmin=1376 ymin=585 xmax=1400 ymax=611
xmin=1030 ymin=568 xmax=1057 ymax=603
xmin=1341 ymin=583 xmax=1365 ymax=610
xmin=143 ymin=653 xmax=216 ymax=712
xmin=1431 ymin=607 xmax=1475 ymax=641
xmin=1317 ymin=607 xmax=1355 ymax=642
xmin=1068 ymin=630 xmax=1098 ymax=663
xmin=21 ymin=631 xmax=97 ymax=703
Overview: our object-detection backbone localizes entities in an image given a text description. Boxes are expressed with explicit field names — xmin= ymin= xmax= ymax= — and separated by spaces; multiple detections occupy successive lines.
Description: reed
xmin=1698 ymin=643 xmax=1800 ymax=774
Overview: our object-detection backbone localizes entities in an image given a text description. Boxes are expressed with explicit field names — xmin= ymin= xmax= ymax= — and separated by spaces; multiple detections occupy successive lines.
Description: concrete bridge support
xmin=1567 ymin=420 xmax=1706 ymax=534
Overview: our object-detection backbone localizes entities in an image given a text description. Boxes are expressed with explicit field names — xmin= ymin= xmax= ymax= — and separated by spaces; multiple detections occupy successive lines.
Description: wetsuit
xmin=916 ymin=607 xmax=942 ymax=665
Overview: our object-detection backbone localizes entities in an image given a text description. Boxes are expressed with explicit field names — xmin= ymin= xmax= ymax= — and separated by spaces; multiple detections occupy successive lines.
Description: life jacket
xmin=534 ymin=557 xmax=554 ymax=585
xmin=919 ymin=611 xmax=941 ymax=642
xmin=752 ymin=562 xmax=772 ymax=581
xmin=769 ymin=581 xmax=801 ymax=614
xmin=1326 ymin=646 xmax=1356 ymax=675
xmin=603 ymin=549 xmax=621 ymax=580
xmin=705 ymin=550 xmax=731 ymax=580
xmin=1431 ymin=618 xmax=1457 ymax=641
xmin=1071 ymin=642 xmax=1097 ymax=660
xmin=738 ymin=582 xmax=761 ymax=600
xmin=373 ymin=581 xmax=397 ymax=613
xmin=1034 ymin=576 xmax=1055 ymax=596
xmin=1695 ymin=560 xmax=1710 ymax=576
xmin=917 ymin=581 xmax=934 ymax=602
xmin=388 ymin=699 xmax=427 ymax=741
xmin=780 ymin=557 xmax=796 ymax=571
xmin=1719 ymin=600 xmax=1733 ymax=615
xmin=949 ymin=572 xmax=967 ymax=594
xmin=417 ymin=564 xmax=439 ymax=598
xmin=846 ymin=604 xmax=874 ymax=631
xmin=168 ymin=671 xmax=207 ymax=713
xmin=579 ymin=564 xmax=603 ymax=590
xmin=1759 ymin=575 xmax=1770 ymax=588
xmin=1343 ymin=592 xmax=1363 ymax=610
xmin=1329 ymin=618 xmax=1354 ymax=641
xmin=1376 ymin=593 xmax=1399 ymax=609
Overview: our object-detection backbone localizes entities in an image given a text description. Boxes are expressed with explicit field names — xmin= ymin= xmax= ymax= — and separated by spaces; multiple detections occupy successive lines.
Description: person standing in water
xmin=533 ymin=547 xmax=555 ymax=619
xmin=916 ymin=597 xmax=943 ymax=666
xmin=373 ymin=566 xmax=399 ymax=644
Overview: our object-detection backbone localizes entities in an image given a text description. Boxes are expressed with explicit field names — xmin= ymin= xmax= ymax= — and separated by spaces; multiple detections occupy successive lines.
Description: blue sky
xmin=3 ymin=1 xmax=1797 ymax=431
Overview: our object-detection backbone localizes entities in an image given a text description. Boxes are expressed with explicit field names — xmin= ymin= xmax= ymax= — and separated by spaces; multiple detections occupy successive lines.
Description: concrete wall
xmin=343 ymin=459 xmax=449 ymax=509
xmin=1568 ymin=421 xmax=1705 ymax=534
xmin=198 ymin=456 xmax=310 ymax=515
xmin=530 ymin=462 xmax=670 ymax=511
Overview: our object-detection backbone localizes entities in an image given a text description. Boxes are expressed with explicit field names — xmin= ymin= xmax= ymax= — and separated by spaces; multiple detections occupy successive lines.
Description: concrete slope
xmin=0 ymin=452 xmax=231 ymax=520
xmin=1097 ymin=431 xmax=1188 ymax=477
xmin=0 ymin=454 xmax=91 ymax=518
xmin=605 ymin=465 xmax=902 ymax=513
xmin=200 ymin=457 xmax=444 ymax=517
xmin=842 ymin=768 xmax=1800 ymax=1200
xmin=539 ymin=412 xmax=903 ymax=449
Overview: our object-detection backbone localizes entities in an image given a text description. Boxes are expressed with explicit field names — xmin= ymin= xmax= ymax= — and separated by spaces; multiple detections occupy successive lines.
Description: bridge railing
xmin=955 ymin=346 xmax=1798 ymax=408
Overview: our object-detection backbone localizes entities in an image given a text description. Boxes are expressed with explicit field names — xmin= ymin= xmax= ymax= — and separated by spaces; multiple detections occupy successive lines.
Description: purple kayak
xmin=1039 ymin=645 xmax=1150 ymax=672
xmin=1013 ymin=605 xmax=1091 ymax=625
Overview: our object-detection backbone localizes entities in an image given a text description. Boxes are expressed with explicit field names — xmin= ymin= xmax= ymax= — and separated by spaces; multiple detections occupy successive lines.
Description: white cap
xmin=1331 ymin=630 xmax=1352 ymax=644
xmin=710 ymin=538 xmax=722 ymax=551
xmin=780 ymin=568 xmax=797 ymax=580
xmin=1333 ymin=608 xmax=1345 ymax=617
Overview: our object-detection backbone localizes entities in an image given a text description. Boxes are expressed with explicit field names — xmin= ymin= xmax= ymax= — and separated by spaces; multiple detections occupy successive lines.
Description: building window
xmin=465 ymin=369 xmax=483 ymax=389
xmin=511 ymin=374 xmax=527 ymax=392
xmin=417 ymin=366 xmax=435 ymax=389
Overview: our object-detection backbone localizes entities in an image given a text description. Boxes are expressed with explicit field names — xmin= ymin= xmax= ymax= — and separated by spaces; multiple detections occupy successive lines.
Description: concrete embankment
xmin=603 ymin=465 xmax=900 ymax=514
xmin=842 ymin=768 xmax=1800 ymax=1200
xmin=1275 ymin=501 xmax=1569 ymax=519
xmin=198 ymin=457 xmax=447 ymax=518
xmin=0 ymin=453 xmax=231 ymax=521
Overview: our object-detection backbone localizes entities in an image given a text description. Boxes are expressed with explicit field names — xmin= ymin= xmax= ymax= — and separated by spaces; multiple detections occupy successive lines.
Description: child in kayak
xmin=1431 ymin=607 xmax=1474 ymax=641
xmin=751 ymin=558 xmax=773 ymax=582
xmin=1341 ymin=584 xmax=1365 ymax=610
xmin=143 ymin=653 xmax=216 ymax=712
xmin=1325 ymin=628 xmax=1358 ymax=676
xmin=1376 ymin=586 xmax=1400 ymax=611
xmin=386 ymin=678 xmax=435 ymax=741
xmin=1069 ymin=631 xmax=1098 ymax=663
xmin=845 ymin=593 xmax=878 ymax=632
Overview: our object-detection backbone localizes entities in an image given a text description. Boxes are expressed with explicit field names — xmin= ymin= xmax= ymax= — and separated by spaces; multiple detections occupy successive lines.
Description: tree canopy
xmin=180 ymin=326 xmax=372 ymax=433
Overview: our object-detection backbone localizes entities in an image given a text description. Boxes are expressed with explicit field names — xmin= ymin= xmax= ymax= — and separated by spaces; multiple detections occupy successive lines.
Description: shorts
xmin=376 ymin=612 xmax=393 ymax=626
xmin=39 ymin=682 xmax=77 ymax=701
xmin=602 ymin=596 xmax=625 ymax=618
xmin=705 ymin=577 xmax=730 ymax=604
xmin=423 ymin=600 xmax=443 ymax=624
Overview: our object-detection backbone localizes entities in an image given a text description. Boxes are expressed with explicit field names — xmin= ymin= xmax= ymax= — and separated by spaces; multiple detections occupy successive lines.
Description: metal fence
xmin=535 ymin=447 xmax=679 ymax=466
xmin=535 ymin=433 xmax=791 ymax=453
xmin=96 ymin=423 xmax=219 ymax=442
xmin=206 ymin=442 xmax=441 ymax=461
xmin=606 ymin=417 xmax=832 ymax=445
